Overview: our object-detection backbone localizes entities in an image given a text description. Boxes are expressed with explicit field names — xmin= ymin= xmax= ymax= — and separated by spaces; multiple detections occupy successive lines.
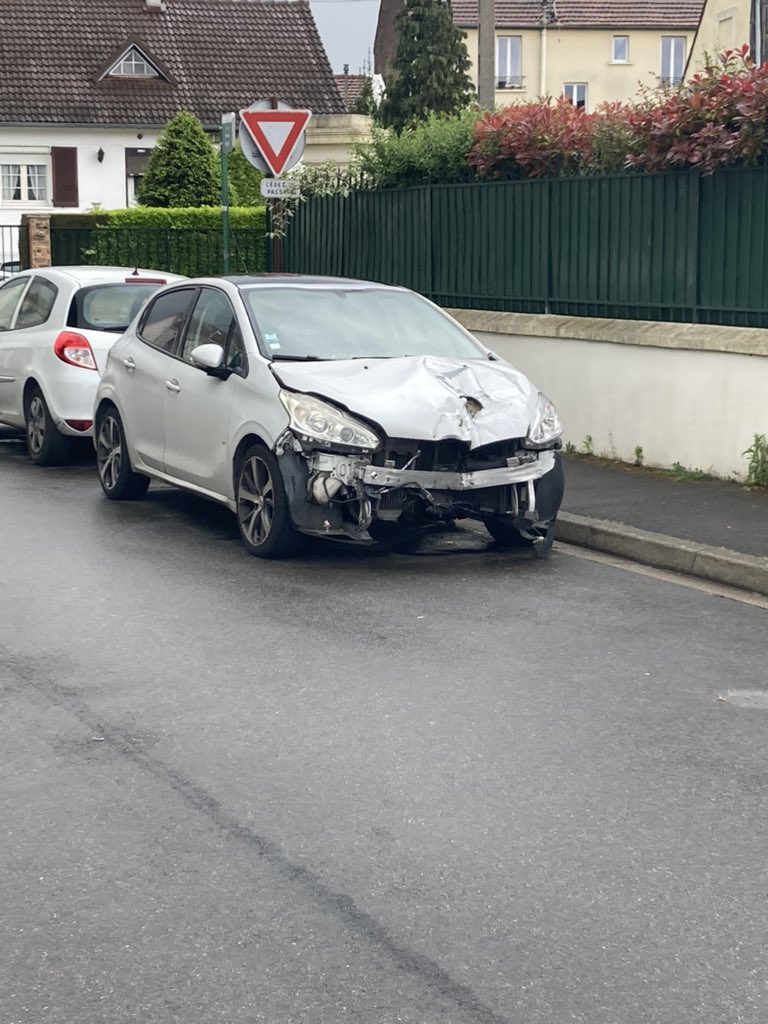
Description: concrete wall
xmin=449 ymin=310 xmax=768 ymax=479
xmin=303 ymin=114 xmax=373 ymax=166
xmin=462 ymin=26 xmax=698 ymax=108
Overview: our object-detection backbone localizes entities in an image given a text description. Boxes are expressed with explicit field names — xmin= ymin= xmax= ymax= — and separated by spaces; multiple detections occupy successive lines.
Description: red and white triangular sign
xmin=239 ymin=108 xmax=312 ymax=177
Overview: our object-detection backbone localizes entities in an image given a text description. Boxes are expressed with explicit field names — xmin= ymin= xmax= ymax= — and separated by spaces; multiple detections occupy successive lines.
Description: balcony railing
xmin=496 ymin=76 xmax=524 ymax=89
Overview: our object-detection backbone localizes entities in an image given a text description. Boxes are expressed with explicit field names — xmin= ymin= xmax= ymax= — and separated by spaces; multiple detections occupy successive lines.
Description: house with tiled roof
xmin=333 ymin=71 xmax=386 ymax=113
xmin=375 ymin=0 xmax=705 ymax=110
xmin=0 ymin=0 xmax=344 ymax=228
xmin=335 ymin=73 xmax=369 ymax=111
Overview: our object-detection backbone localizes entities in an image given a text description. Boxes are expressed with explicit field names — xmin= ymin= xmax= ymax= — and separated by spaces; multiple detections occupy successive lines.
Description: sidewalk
xmin=559 ymin=456 xmax=768 ymax=596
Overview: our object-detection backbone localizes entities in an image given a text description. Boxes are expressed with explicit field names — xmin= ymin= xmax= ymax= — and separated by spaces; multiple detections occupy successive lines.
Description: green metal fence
xmin=280 ymin=166 xmax=768 ymax=327
xmin=50 ymin=226 xmax=266 ymax=277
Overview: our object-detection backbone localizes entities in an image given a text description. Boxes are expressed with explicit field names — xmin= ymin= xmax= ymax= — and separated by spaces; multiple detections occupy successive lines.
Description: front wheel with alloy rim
xmin=25 ymin=386 xmax=70 ymax=466
xmin=236 ymin=444 xmax=304 ymax=558
xmin=95 ymin=407 xmax=150 ymax=500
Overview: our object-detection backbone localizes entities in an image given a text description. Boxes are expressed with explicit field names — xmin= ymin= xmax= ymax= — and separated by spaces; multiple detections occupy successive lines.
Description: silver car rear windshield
xmin=68 ymin=283 xmax=161 ymax=333
xmin=242 ymin=286 xmax=485 ymax=361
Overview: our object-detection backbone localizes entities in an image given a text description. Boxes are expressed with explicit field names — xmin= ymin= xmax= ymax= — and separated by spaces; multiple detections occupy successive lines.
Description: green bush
xmin=226 ymin=144 xmax=264 ymax=207
xmin=355 ymin=110 xmax=479 ymax=188
xmin=137 ymin=112 xmax=219 ymax=207
xmin=89 ymin=207 xmax=264 ymax=229
xmin=51 ymin=206 xmax=267 ymax=277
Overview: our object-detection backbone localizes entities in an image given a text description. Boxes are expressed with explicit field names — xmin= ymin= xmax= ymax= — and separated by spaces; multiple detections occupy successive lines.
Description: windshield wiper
xmin=269 ymin=354 xmax=325 ymax=361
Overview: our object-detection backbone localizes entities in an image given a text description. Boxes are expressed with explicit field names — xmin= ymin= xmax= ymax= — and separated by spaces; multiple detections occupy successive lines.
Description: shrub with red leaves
xmin=627 ymin=47 xmax=768 ymax=174
xmin=467 ymin=49 xmax=768 ymax=180
xmin=468 ymin=96 xmax=636 ymax=179
xmin=468 ymin=98 xmax=594 ymax=180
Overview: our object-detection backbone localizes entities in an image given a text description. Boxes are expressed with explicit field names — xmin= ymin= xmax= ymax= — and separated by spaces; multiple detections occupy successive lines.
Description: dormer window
xmin=107 ymin=46 xmax=160 ymax=78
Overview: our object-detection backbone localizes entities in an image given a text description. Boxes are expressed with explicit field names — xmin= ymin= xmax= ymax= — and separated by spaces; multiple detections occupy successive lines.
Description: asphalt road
xmin=2 ymin=430 xmax=767 ymax=1024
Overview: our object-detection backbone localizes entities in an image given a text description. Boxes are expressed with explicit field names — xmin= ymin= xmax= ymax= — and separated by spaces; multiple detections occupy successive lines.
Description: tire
xmin=95 ymin=406 xmax=150 ymax=500
xmin=486 ymin=518 xmax=556 ymax=560
xmin=24 ymin=386 xmax=70 ymax=466
xmin=236 ymin=443 xmax=304 ymax=558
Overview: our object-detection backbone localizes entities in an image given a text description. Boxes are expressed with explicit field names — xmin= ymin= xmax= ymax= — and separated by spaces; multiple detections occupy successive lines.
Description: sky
xmin=309 ymin=0 xmax=381 ymax=75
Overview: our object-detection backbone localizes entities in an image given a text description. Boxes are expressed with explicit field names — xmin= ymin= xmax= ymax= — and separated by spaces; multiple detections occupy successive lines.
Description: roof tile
xmin=334 ymin=73 xmax=368 ymax=110
xmin=452 ymin=0 xmax=703 ymax=27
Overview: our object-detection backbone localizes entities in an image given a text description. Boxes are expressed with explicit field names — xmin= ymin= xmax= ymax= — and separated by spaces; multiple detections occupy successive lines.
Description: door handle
xmin=165 ymin=379 xmax=181 ymax=393
xmin=122 ymin=357 xmax=135 ymax=372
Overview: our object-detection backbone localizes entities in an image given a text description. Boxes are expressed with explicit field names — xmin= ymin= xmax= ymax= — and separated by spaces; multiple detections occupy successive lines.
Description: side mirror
xmin=190 ymin=343 xmax=225 ymax=369
xmin=190 ymin=343 xmax=231 ymax=378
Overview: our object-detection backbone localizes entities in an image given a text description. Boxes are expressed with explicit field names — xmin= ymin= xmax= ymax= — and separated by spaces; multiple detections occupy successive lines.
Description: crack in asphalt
xmin=2 ymin=645 xmax=514 ymax=1024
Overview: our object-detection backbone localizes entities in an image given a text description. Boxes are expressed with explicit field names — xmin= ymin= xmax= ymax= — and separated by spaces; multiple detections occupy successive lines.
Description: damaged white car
xmin=94 ymin=276 xmax=564 ymax=558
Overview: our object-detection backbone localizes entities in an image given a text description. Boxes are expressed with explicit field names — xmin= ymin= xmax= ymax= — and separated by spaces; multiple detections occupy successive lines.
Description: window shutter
xmin=51 ymin=147 xmax=79 ymax=207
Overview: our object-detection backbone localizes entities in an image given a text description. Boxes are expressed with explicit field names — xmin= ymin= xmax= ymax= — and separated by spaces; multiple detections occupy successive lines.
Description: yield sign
xmin=239 ymin=108 xmax=312 ymax=177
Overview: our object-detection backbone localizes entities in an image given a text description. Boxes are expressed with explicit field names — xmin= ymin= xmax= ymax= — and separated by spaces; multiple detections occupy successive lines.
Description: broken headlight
xmin=279 ymin=390 xmax=379 ymax=450
xmin=523 ymin=392 xmax=563 ymax=449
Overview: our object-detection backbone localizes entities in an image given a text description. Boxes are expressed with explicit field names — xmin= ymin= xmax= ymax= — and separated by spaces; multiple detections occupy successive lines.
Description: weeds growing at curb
xmin=564 ymin=441 xmax=576 ymax=454
xmin=581 ymin=434 xmax=594 ymax=456
xmin=743 ymin=433 xmax=768 ymax=489
xmin=671 ymin=462 xmax=714 ymax=482
xmin=633 ymin=445 xmax=644 ymax=466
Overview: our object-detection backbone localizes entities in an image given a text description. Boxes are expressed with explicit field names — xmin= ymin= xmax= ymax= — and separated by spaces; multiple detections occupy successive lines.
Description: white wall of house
xmin=450 ymin=310 xmax=768 ymax=480
xmin=0 ymin=125 xmax=163 ymax=228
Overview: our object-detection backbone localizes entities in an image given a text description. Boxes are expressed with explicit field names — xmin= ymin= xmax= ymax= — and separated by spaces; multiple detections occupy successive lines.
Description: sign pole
xmin=269 ymin=97 xmax=281 ymax=274
xmin=272 ymin=198 xmax=283 ymax=273
xmin=221 ymin=148 xmax=230 ymax=274
xmin=220 ymin=112 xmax=236 ymax=274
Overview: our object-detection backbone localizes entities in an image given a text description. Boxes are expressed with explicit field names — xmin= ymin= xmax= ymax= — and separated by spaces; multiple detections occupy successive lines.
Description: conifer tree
xmin=380 ymin=0 xmax=474 ymax=132
xmin=352 ymin=76 xmax=378 ymax=117
xmin=138 ymin=111 xmax=219 ymax=207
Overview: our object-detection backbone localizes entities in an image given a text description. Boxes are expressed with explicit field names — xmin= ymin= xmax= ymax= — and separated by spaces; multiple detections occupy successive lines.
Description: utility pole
xmin=477 ymin=0 xmax=495 ymax=110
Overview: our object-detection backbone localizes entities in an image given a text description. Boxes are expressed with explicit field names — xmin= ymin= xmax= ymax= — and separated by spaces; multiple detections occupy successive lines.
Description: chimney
xmin=145 ymin=0 xmax=165 ymax=10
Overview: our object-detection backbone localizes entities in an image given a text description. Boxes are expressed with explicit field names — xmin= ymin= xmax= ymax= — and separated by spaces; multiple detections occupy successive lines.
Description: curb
xmin=557 ymin=512 xmax=768 ymax=598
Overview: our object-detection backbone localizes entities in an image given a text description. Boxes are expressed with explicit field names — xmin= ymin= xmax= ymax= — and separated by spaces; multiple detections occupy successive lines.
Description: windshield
xmin=68 ymin=283 xmax=163 ymax=333
xmin=242 ymin=286 xmax=485 ymax=361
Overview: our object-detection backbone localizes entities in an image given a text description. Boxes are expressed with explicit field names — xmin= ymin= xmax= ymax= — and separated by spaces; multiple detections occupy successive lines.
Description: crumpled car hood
xmin=271 ymin=355 xmax=538 ymax=448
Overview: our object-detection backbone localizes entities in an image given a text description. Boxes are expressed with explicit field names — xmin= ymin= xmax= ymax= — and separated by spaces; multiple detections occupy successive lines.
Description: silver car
xmin=94 ymin=276 xmax=564 ymax=558
xmin=0 ymin=266 xmax=183 ymax=464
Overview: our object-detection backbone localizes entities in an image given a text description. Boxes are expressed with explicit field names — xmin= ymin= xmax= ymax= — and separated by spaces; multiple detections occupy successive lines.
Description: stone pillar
xmin=28 ymin=216 xmax=51 ymax=268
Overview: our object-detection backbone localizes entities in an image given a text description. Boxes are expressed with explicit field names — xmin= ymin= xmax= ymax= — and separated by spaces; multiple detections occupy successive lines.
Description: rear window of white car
xmin=67 ymin=282 xmax=163 ymax=334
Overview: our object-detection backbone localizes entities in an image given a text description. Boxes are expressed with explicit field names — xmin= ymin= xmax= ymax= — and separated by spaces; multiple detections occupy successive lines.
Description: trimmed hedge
xmin=49 ymin=206 xmax=267 ymax=277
